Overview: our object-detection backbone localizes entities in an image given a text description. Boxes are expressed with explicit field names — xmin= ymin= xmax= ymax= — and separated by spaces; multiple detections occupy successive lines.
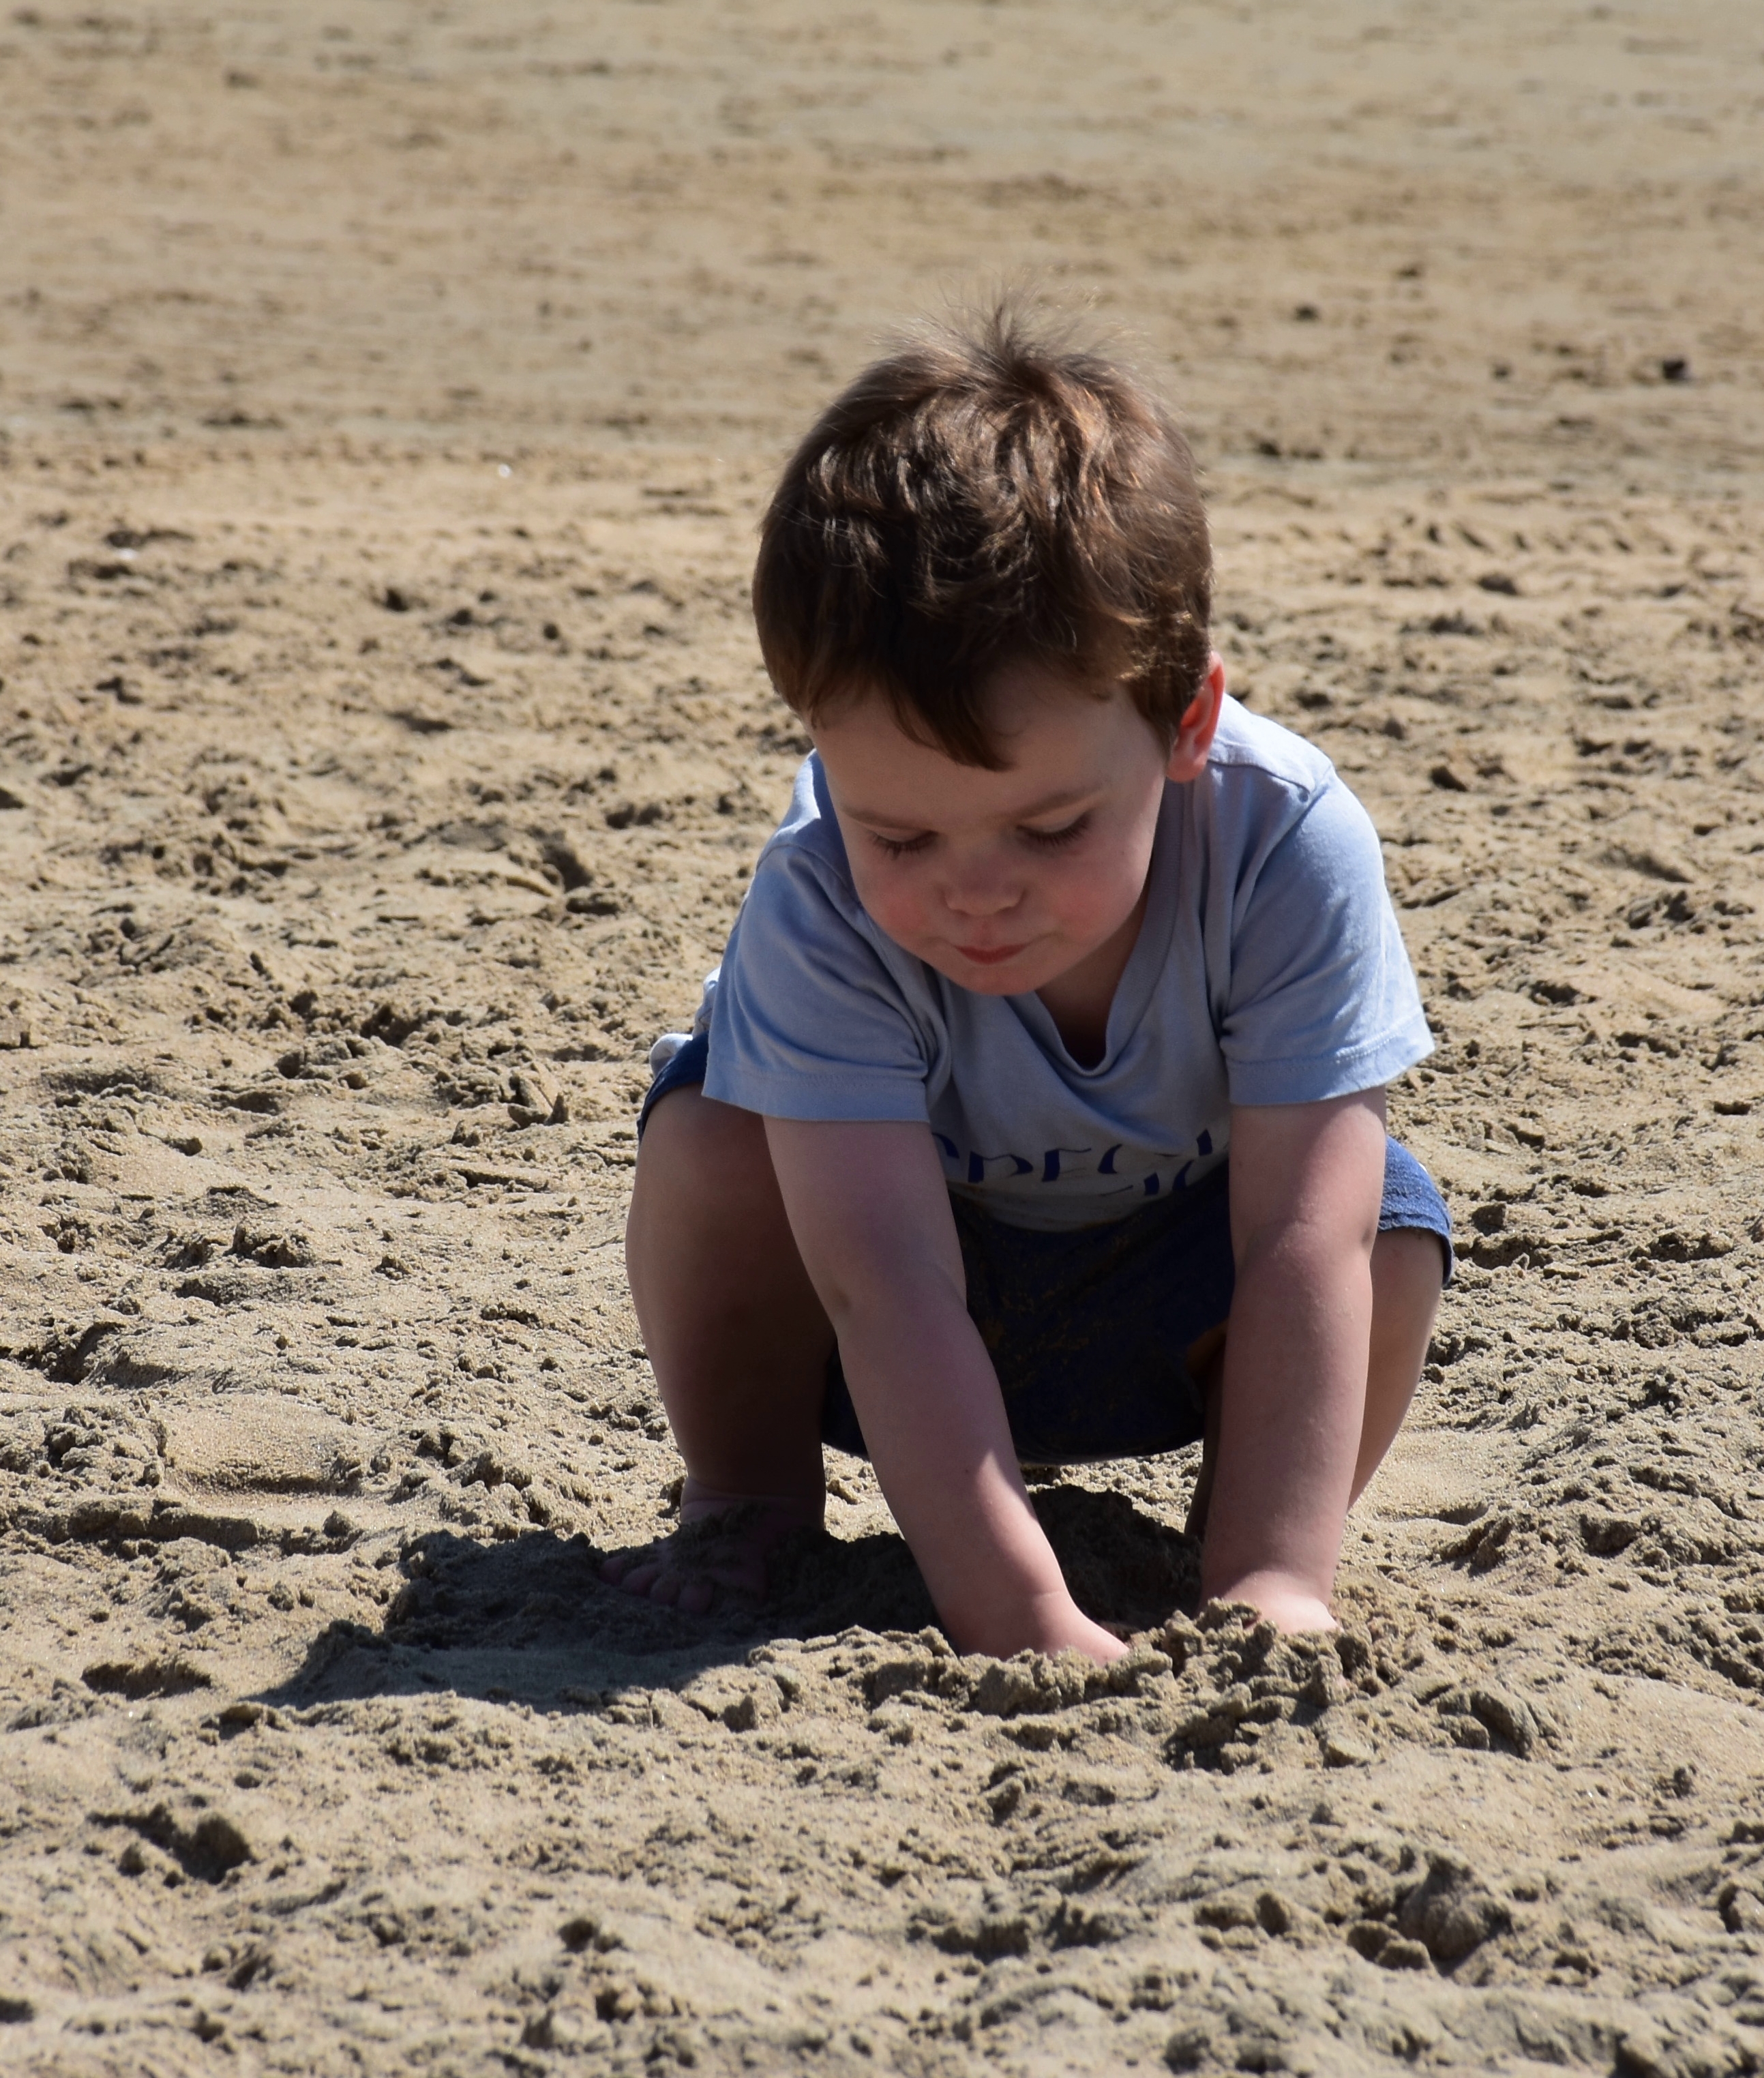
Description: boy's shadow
xmin=260 ymin=1483 xmax=1199 ymax=1713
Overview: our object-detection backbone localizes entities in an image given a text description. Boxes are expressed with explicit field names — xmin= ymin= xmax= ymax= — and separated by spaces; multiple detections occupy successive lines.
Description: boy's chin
xmin=923 ymin=949 xmax=1056 ymax=996
xmin=947 ymin=966 xmax=1028 ymax=996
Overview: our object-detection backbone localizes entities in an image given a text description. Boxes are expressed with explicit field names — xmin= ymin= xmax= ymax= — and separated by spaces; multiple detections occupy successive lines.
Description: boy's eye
xmin=1020 ymin=814 xmax=1090 ymax=851
xmin=870 ymin=830 xmax=934 ymax=859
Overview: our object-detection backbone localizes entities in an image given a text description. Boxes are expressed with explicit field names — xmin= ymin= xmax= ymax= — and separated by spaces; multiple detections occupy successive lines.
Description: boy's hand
xmin=764 ymin=1115 xmax=1126 ymax=1667
xmin=1212 ymin=1577 xmax=1337 ymax=1637
xmin=1201 ymin=1088 xmax=1387 ymax=1631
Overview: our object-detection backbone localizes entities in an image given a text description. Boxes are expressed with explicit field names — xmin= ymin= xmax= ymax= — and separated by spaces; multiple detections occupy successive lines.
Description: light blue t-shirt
xmin=697 ymin=698 xmax=1432 ymax=1231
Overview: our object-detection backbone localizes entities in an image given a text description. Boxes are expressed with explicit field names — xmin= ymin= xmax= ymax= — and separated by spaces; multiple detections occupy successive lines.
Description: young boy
xmin=603 ymin=309 xmax=1451 ymax=1665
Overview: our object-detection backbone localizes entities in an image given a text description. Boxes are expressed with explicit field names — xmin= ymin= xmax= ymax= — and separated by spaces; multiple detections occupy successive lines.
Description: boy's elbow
xmin=1235 ymin=1212 xmax=1377 ymax=1285
xmin=815 ymin=1256 xmax=966 ymax=1337
xmin=792 ymin=1206 xmax=967 ymax=1334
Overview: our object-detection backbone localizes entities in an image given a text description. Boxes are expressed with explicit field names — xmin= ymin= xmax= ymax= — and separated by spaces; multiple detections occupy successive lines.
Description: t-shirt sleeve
xmin=702 ymin=842 xmax=936 ymax=1123
xmin=1219 ymin=775 xmax=1433 ymax=1106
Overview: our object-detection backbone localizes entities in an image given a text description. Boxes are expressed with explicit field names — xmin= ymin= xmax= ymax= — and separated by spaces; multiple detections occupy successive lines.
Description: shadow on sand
xmin=261 ymin=1482 xmax=1199 ymax=1713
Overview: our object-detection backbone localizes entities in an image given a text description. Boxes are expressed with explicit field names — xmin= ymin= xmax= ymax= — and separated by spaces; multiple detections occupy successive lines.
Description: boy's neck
xmin=1032 ymin=873 xmax=1152 ymax=1069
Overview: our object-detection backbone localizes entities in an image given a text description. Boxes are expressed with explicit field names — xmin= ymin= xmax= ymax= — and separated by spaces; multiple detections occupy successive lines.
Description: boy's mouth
xmin=955 ymin=942 xmax=1026 ymax=966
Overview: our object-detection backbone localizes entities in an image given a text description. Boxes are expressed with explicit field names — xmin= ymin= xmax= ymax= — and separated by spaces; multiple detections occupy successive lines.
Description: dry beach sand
xmin=2 ymin=1 xmax=1764 ymax=2070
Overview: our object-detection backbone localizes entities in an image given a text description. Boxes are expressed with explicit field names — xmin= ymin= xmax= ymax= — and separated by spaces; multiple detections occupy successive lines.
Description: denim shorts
xmin=638 ymin=1030 xmax=1452 ymax=1466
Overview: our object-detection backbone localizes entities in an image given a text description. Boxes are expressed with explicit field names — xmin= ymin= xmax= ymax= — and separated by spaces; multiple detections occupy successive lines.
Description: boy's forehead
xmin=826 ymin=659 xmax=1126 ymax=749
xmin=814 ymin=672 xmax=1152 ymax=820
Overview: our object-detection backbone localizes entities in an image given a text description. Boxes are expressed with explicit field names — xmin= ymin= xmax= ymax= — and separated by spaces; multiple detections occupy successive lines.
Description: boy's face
xmin=811 ymin=655 xmax=1226 ymax=1000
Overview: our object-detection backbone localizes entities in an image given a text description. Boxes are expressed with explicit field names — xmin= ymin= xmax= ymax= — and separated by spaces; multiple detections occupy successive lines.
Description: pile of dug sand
xmin=1 ymin=3 xmax=1761 ymax=2072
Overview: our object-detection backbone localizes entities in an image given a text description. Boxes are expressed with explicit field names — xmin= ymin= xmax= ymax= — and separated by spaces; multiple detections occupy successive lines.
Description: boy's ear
xmin=1165 ymin=653 xmax=1228 ymax=783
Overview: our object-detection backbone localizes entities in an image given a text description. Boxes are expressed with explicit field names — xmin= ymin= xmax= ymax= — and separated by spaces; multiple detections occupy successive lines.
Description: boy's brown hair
xmin=753 ymin=302 xmax=1212 ymax=769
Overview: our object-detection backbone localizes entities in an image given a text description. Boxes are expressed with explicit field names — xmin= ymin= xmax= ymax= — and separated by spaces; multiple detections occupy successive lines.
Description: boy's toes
xmin=598 ymin=1505 xmax=809 ymax=1615
xmin=676 ymin=1577 xmax=715 ymax=1616
xmin=602 ymin=1555 xmax=700 ymax=1609
xmin=602 ymin=1553 xmax=664 ymax=1598
xmin=708 ymin=1549 xmax=768 ymax=1599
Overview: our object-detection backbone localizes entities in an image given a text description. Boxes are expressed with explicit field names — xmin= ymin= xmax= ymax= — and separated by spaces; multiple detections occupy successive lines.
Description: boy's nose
xmin=944 ymin=872 xmax=1021 ymax=919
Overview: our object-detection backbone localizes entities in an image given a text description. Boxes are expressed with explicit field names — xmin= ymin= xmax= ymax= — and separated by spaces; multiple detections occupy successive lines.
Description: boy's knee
xmin=1373 ymin=1224 xmax=1448 ymax=1301
xmin=639 ymin=1088 xmax=774 ymax=1196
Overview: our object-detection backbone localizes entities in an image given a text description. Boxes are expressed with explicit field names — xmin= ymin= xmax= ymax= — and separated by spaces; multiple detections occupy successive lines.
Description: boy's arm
xmin=764 ymin=1114 xmax=1126 ymax=1664
xmin=1203 ymin=1087 xmax=1387 ymax=1632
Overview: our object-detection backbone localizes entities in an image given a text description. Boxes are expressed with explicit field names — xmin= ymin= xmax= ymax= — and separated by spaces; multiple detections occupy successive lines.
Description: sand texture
xmin=2 ymin=2 xmax=1764 ymax=2071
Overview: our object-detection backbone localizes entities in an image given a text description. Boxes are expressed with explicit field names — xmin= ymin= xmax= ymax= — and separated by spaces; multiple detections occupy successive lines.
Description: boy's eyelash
xmin=870 ymin=817 xmax=1090 ymax=858
xmin=1020 ymin=815 xmax=1090 ymax=850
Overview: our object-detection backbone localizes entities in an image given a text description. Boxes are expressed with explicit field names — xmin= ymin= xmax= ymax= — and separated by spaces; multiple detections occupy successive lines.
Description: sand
xmin=1 ymin=1 xmax=1762 ymax=2070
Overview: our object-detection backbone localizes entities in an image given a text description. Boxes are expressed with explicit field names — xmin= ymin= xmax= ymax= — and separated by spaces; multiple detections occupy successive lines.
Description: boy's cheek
xmin=868 ymin=889 xmax=934 ymax=954
xmin=844 ymin=865 xmax=925 ymax=948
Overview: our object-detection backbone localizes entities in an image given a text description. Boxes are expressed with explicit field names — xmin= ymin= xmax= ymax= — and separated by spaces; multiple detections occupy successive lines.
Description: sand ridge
xmin=1 ymin=2 xmax=1763 ymax=2072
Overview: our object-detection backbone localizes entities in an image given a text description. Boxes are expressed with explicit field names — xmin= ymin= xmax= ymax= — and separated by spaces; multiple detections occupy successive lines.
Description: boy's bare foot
xmin=599 ymin=1480 xmax=824 ymax=1615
